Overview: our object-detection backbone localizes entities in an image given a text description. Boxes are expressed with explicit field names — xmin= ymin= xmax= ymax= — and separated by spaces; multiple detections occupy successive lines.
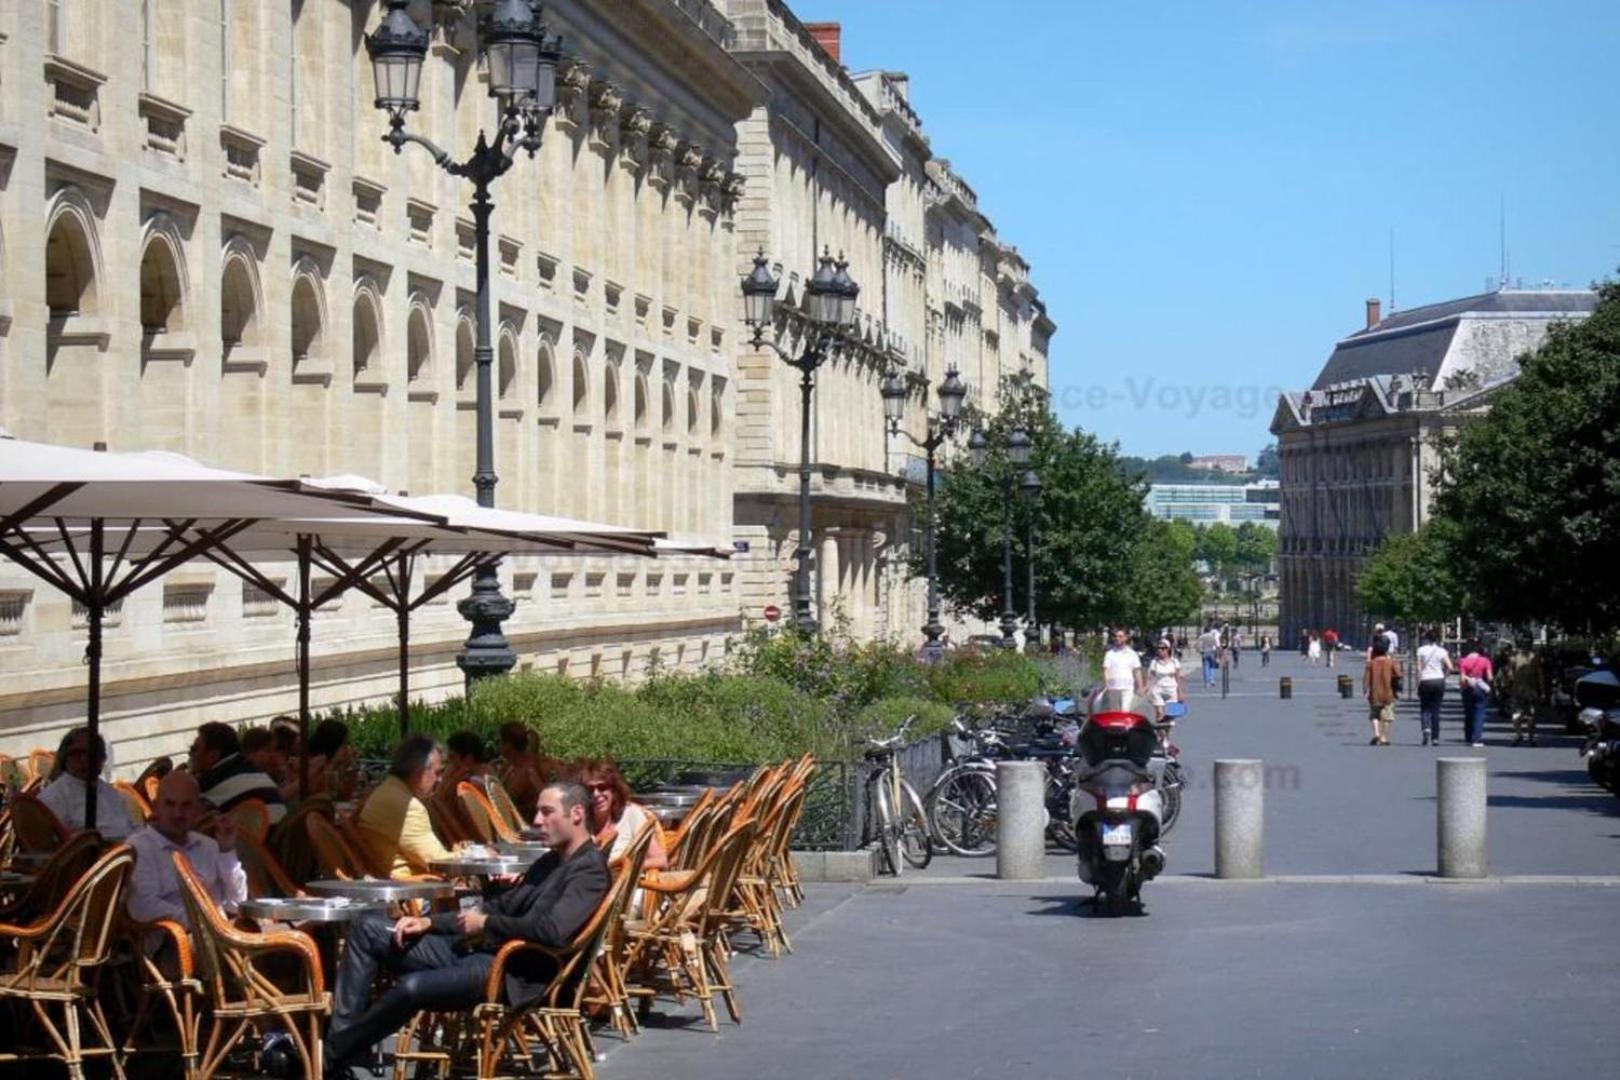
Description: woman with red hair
xmin=572 ymin=758 xmax=668 ymax=871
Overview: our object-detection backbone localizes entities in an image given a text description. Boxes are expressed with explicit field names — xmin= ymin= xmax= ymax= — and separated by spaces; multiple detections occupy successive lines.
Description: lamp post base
xmin=999 ymin=612 xmax=1020 ymax=650
xmin=456 ymin=565 xmax=517 ymax=688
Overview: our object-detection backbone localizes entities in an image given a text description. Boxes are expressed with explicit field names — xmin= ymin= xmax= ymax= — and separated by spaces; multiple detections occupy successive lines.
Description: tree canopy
xmin=1355 ymin=520 xmax=1467 ymax=628
xmin=1433 ymin=279 xmax=1620 ymax=633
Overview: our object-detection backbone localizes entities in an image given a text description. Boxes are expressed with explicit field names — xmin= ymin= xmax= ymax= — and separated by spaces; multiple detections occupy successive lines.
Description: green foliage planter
xmin=333 ymin=629 xmax=1047 ymax=769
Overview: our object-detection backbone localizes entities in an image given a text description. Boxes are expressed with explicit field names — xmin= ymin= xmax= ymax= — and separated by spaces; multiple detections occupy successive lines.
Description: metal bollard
xmin=1279 ymin=676 xmax=1292 ymax=699
xmin=995 ymin=760 xmax=1047 ymax=880
xmin=1338 ymin=674 xmax=1354 ymax=699
xmin=1214 ymin=759 xmax=1264 ymax=879
xmin=1437 ymin=757 xmax=1488 ymax=878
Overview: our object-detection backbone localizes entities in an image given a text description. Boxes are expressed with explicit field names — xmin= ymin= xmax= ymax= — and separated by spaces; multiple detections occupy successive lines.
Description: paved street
xmin=598 ymin=652 xmax=1620 ymax=1079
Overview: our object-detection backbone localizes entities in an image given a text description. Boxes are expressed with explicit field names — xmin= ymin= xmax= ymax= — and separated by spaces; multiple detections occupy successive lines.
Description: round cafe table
xmin=305 ymin=878 xmax=456 ymax=904
xmin=239 ymin=895 xmax=384 ymax=923
xmin=429 ymin=855 xmax=533 ymax=878
xmin=494 ymin=840 xmax=551 ymax=858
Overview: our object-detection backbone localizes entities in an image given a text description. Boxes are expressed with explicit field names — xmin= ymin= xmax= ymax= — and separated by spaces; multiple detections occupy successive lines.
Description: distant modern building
xmin=1146 ymin=481 xmax=1279 ymax=527
xmin=1187 ymin=454 xmax=1249 ymax=474
xmin=1270 ymin=289 xmax=1598 ymax=642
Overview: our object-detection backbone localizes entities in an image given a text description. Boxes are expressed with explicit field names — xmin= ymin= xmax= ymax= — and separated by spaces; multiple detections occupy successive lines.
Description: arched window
xmin=711 ymin=378 xmax=725 ymax=437
xmin=536 ymin=340 xmax=556 ymax=411
xmin=45 ymin=198 xmax=100 ymax=320
xmin=661 ymin=380 xmax=675 ymax=433
xmin=351 ymin=283 xmax=383 ymax=382
xmin=634 ymin=373 xmax=649 ymax=429
xmin=497 ymin=325 xmax=518 ymax=400
xmin=289 ymin=267 xmax=326 ymax=380
xmin=687 ymin=385 xmax=700 ymax=435
xmin=220 ymin=241 xmax=262 ymax=364
xmin=138 ymin=234 xmax=184 ymax=336
xmin=454 ymin=309 xmax=474 ymax=394
xmin=571 ymin=352 xmax=589 ymax=413
xmin=406 ymin=301 xmax=432 ymax=383
xmin=603 ymin=362 xmax=619 ymax=422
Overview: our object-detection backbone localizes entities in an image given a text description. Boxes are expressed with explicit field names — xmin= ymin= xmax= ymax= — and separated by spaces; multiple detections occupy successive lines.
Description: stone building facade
xmin=0 ymin=0 xmax=1056 ymax=769
xmin=1271 ymin=290 xmax=1596 ymax=644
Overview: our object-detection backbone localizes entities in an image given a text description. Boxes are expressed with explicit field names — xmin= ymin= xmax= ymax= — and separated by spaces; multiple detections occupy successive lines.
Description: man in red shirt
xmin=1322 ymin=628 xmax=1339 ymax=667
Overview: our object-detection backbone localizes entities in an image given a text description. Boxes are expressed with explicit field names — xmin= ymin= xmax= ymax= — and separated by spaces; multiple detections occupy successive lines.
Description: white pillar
xmin=995 ymin=760 xmax=1045 ymax=879
xmin=1214 ymin=759 xmax=1264 ymax=879
xmin=1437 ymin=757 xmax=1487 ymax=878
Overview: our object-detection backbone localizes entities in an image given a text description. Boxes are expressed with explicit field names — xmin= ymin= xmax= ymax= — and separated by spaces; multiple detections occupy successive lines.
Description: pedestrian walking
xmin=1299 ymin=628 xmax=1310 ymax=657
xmin=1507 ymin=642 xmax=1543 ymax=747
xmin=1197 ymin=625 xmax=1221 ymax=687
xmin=1415 ymin=629 xmax=1453 ymax=746
xmin=1231 ymin=629 xmax=1242 ymax=669
xmin=1307 ymin=632 xmax=1322 ymax=666
xmin=1364 ymin=636 xmax=1402 ymax=746
xmin=1322 ymin=627 xmax=1338 ymax=667
xmin=1260 ymin=633 xmax=1272 ymax=667
xmin=1457 ymin=638 xmax=1494 ymax=748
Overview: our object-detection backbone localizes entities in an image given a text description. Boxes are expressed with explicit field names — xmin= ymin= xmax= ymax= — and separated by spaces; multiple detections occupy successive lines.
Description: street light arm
xmin=384 ymin=127 xmax=455 ymax=169
xmin=748 ymin=329 xmax=829 ymax=375
xmin=888 ymin=421 xmax=950 ymax=453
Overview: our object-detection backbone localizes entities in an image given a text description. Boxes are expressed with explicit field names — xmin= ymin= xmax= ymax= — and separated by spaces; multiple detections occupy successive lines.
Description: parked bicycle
xmin=862 ymin=715 xmax=932 ymax=874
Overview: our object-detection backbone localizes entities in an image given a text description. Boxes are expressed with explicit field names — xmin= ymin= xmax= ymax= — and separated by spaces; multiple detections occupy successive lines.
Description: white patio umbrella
xmin=0 ymin=437 xmax=450 ymax=825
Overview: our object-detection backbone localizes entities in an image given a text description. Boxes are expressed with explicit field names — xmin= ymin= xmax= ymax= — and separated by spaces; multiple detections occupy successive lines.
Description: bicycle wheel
xmin=867 ymin=772 xmax=900 ymax=876
xmin=927 ymin=767 xmax=998 ymax=857
xmin=898 ymin=779 xmax=933 ymax=869
xmin=1045 ymin=772 xmax=1079 ymax=853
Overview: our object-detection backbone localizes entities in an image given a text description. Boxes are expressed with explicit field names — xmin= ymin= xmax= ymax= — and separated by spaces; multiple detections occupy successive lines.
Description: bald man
xmin=126 ymin=770 xmax=248 ymax=932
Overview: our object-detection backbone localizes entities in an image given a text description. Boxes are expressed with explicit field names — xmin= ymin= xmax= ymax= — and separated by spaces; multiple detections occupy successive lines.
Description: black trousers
xmin=327 ymin=912 xmax=495 ymax=1066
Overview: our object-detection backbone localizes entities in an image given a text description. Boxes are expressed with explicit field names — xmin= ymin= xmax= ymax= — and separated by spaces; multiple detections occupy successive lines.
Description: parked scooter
xmin=1575 ymin=669 xmax=1620 ymax=794
xmin=1070 ymin=688 xmax=1166 ymax=916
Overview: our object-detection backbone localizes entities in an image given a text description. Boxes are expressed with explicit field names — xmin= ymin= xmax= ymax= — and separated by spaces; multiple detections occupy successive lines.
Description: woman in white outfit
xmin=1147 ymin=640 xmax=1184 ymax=721
xmin=1307 ymin=633 xmax=1322 ymax=665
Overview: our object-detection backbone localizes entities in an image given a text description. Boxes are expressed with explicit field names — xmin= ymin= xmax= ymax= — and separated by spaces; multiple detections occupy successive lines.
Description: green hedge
xmin=335 ymin=627 xmax=1057 ymax=766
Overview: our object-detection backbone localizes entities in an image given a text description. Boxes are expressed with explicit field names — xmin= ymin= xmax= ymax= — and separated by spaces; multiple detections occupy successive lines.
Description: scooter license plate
xmin=1101 ymin=823 xmax=1133 ymax=847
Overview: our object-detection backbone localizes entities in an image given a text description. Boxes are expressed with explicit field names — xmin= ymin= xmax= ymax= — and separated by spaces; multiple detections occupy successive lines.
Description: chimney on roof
xmin=1365 ymin=297 xmax=1382 ymax=329
xmin=804 ymin=21 xmax=842 ymax=64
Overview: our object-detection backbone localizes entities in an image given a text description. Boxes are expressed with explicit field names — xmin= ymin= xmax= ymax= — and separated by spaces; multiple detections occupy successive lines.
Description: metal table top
xmin=240 ymin=896 xmax=384 ymax=923
xmin=305 ymin=878 xmax=455 ymax=902
xmin=430 ymin=855 xmax=533 ymax=877
xmin=638 ymin=791 xmax=705 ymax=808
xmin=494 ymin=840 xmax=551 ymax=858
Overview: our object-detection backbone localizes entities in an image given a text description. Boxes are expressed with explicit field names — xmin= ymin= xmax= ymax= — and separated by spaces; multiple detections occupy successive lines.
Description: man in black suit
xmin=325 ymin=779 xmax=610 ymax=1073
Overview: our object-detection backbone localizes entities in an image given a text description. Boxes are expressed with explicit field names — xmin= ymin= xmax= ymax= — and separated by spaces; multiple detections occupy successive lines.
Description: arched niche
xmin=44 ymin=187 xmax=103 ymax=322
xmin=497 ymin=324 xmax=519 ymax=400
xmin=406 ymin=297 xmax=433 ymax=384
xmin=687 ymin=384 xmax=700 ymax=435
xmin=661 ymin=379 xmax=675 ymax=433
xmin=220 ymin=237 xmax=265 ymax=373
xmin=602 ymin=362 xmax=619 ymax=423
xmin=536 ymin=339 xmax=557 ymax=414
xmin=710 ymin=378 xmax=725 ymax=437
xmin=454 ymin=308 xmax=475 ymax=397
xmin=571 ymin=351 xmax=589 ymax=414
xmin=351 ymin=278 xmax=386 ymax=388
xmin=138 ymin=217 xmax=187 ymax=338
xmin=634 ymin=372 xmax=649 ymax=429
xmin=289 ymin=260 xmax=330 ymax=385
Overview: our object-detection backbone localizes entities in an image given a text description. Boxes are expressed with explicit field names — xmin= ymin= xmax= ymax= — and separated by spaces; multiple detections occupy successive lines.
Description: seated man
xmin=325 ymin=780 xmax=610 ymax=1072
xmin=38 ymin=726 xmax=138 ymax=840
xmin=353 ymin=734 xmax=454 ymax=879
xmin=126 ymin=771 xmax=248 ymax=952
xmin=441 ymin=730 xmax=492 ymax=794
xmin=189 ymin=722 xmax=287 ymax=824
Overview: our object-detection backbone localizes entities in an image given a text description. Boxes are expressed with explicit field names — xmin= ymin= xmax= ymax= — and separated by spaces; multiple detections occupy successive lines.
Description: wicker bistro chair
xmin=113 ymin=780 xmax=153 ymax=824
xmin=267 ymin=798 xmax=335 ymax=885
xmin=425 ymin=792 xmax=472 ymax=848
xmin=624 ymin=819 xmax=759 ymax=1031
xmin=582 ymin=822 xmax=657 ymax=1039
xmin=235 ymin=833 xmax=302 ymax=900
xmin=391 ymin=840 xmax=645 ymax=1080
xmin=0 ymin=843 xmax=136 ymax=1079
xmin=731 ymin=781 xmax=807 ymax=958
xmin=10 ymin=792 xmax=71 ymax=852
xmin=224 ymin=799 xmax=272 ymax=846
xmin=456 ymin=781 xmax=516 ymax=844
xmin=25 ymin=748 xmax=57 ymax=786
xmin=173 ymin=851 xmax=329 ymax=1080
xmin=304 ymin=811 xmax=371 ymax=881
xmin=482 ymin=776 xmax=529 ymax=839
xmin=0 ymin=829 xmax=104 ymax=925
xmin=118 ymin=912 xmax=203 ymax=1080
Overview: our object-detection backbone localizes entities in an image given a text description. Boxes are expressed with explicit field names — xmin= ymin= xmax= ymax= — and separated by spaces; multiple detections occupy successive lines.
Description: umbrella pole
xmin=297 ymin=536 xmax=312 ymax=799
xmin=398 ymin=604 xmax=410 ymax=737
xmin=84 ymin=520 xmax=105 ymax=836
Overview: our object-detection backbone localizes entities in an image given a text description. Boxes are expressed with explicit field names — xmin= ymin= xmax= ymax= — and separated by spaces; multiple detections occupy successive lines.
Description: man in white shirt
xmin=1102 ymin=628 xmax=1147 ymax=694
xmin=1384 ymin=626 xmax=1400 ymax=653
xmin=38 ymin=727 xmax=138 ymax=840
xmin=1196 ymin=626 xmax=1222 ymax=687
xmin=126 ymin=770 xmax=248 ymax=935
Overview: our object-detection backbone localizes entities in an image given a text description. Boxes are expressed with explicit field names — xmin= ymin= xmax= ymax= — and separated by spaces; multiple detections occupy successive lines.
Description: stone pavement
xmin=590 ymin=652 xmax=1620 ymax=1079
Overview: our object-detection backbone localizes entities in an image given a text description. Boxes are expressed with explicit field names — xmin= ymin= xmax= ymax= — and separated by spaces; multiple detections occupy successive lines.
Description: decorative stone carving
xmin=587 ymin=80 xmax=624 ymax=150
xmin=721 ymin=171 xmax=747 ymax=214
xmin=619 ymin=105 xmax=653 ymax=169
xmin=674 ymin=141 xmax=704 ymax=203
xmin=555 ymin=61 xmax=593 ymax=130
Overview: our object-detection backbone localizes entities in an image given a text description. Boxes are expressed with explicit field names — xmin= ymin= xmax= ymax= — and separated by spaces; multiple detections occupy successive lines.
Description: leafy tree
xmin=1355 ymin=521 xmax=1466 ymax=627
xmin=1196 ymin=522 xmax=1238 ymax=581
xmin=1233 ymin=521 xmax=1277 ymax=574
xmin=1124 ymin=518 xmax=1206 ymax=631
xmin=1255 ymin=442 xmax=1280 ymax=479
xmin=1433 ymin=279 xmax=1620 ymax=632
xmin=928 ymin=377 xmax=1155 ymax=632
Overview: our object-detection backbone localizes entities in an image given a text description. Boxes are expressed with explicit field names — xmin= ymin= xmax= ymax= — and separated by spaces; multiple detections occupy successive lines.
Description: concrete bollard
xmin=1214 ymin=759 xmax=1264 ymax=879
xmin=1279 ymin=676 xmax=1292 ymax=699
xmin=996 ymin=760 xmax=1047 ymax=880
xmin=1437 ymin=757 xmax=1488 ymax=878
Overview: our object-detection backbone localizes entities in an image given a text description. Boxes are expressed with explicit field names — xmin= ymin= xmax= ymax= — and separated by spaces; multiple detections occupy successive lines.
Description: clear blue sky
xmin=815 ymin=0 xmax=1620 ymax=459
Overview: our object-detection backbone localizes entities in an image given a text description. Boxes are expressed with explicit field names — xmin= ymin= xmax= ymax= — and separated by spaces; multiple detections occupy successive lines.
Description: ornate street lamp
xmin=367 ymin=0 xmax=562 ymax=686
xmin=969 ymin=424 xmax=1034 ymax=649
xmin=1020 ymin=467 xmax=1043 ymax=647
xmin=880 ymin=364 xmax=966 ymax=660
xmin=740 ymin=248 xmax=861 ymax=634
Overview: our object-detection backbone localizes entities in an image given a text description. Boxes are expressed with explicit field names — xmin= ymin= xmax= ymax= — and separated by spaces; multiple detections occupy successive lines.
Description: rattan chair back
xmin=25 ymin=748 xmax=57 ymax=785
xmin=224 ymin=797 xmax=271 ymax=844
xmin=9 ymin=791 xmax=71 ymax=851
xmin=482 ymin=775 xmax=528 ymax=838
xmin=114 ymin=779 xmax=153 ymax=823
xmin=0 ymin=842 xmax=133 ymax=990
xmin=455 ymin=780 xmax=503 ymax=844
xmin=304 ymin=811 xmax=366 ymax=880
xmin=236 ymin=832 xmax=301 ymax=899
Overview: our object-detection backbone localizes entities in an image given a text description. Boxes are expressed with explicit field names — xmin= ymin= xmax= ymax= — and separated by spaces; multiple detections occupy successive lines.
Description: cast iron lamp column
xmin=880 ymin=365 xmax=967 ymax=660
xmin=367 ymin=0 xmax=560 ymax=685
xmin=969 ymin=425 xmax=1032 ymax=649
xmin=1019 ymin=468 xmax=1042 ymax=649
xmin=740 ymin=249 xmax=861 ymax=634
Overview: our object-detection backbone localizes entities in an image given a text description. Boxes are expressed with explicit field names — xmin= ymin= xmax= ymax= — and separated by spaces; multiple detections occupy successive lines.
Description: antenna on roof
xmin=1499 ymin=194 xmax=1508 ymax=290
xmin=1388 ymin=226 xmax=1396 ymax=313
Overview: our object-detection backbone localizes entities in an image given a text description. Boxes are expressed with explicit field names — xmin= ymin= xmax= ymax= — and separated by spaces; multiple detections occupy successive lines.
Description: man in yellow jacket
xmin=355 ymin=734 xmax=454 ymax=878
